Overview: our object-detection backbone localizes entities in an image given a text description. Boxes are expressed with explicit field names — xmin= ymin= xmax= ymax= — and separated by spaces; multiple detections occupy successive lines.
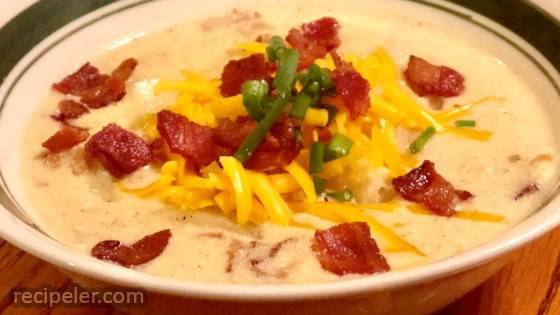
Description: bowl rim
xmin=1 ymin=0 xmax=560 ymax=301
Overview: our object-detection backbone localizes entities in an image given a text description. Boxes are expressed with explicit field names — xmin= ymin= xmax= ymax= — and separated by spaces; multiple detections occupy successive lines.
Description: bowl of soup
xmin=0 ymin=0 xmax=559 ymax=314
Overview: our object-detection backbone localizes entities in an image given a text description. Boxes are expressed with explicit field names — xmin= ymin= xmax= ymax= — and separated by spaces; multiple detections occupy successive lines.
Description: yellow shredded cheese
xmin=220 ymin=156 xmax=253 ymax=224
xmin=284 ymin=161 xmax=317 ymax=202
xmin=304 ymin=108 xmax=329 ymax=127
xmin=249 ymin=171 xmax=291 ymax=226
xmin=118 ymin=43 xmax=507 ymax=260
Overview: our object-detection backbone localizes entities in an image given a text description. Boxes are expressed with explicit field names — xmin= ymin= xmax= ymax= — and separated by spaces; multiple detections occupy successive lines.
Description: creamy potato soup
xmin=21 ymin=0 xmax=560 ymax=284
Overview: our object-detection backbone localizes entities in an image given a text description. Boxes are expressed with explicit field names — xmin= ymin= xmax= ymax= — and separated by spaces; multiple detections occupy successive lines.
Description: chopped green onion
xmin=305 ymin=81 xmax=321 ymax=96
xmin=327 ymin=189 xmax=354 ymax=201
xmin=241 ymin=80 xmax=268 ymax=120
xmin=313 ymin=176 xmax=326 ymax=194
xmin=273 ymin=49 xmax=300 ymax=94
xmin=319 ymin=68 xmax=334 ymax=91
xmin=266 ymin=36 xmax=286 ymax=62
xmin=234 ymin=94 xmax=290 ymax=163
xmin=307 ymin=64 xmax=334 ymax=93
xmin=455 ymin=120 xmax=476 ymax=128
xmin=308 ymin=64 xmax=322 ymax=82
xmin=409 ymin=126 xmax=437 ymax=154
xmin=291 ymin=93 xmax=313 ymax=119
xmin=309 ymin=141 xmax=326 ymax=174
xmin=296 ymin=70 xmax=310 ymax=88
xmin=325 ymin=133 xmax=353 ymax=161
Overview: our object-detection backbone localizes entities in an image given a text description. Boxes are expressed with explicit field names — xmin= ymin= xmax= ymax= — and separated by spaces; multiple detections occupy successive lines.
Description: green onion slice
xmin=291 ymin=93 xmax=313 ymax=119
xmin=234 ymin=94 xmax=290 ymax=163
xmin=325 ymin=133 xmax=353 ymax=161
xmin=241 ymin=80 xmax=268 ymax=120
xmin=327 ymin=189 xmax=354 ymax=201
xmin=273 ymin=49 xmax=300 ymax=94
xmin=455 ymin=120 xmax=476 ymax=128
xmin=309 ymin=141 xmax=326 ymax=174
xmin=266 ymin=36 xmax=286 ymax=62
xmin=312 ymin=176 xmax=326 ymax=194
xmin=409 ymin=126 xmax=437 ymax=154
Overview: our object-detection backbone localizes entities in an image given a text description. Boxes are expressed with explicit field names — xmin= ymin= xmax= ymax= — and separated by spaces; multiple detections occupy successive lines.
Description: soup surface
xmin=21 ymin=0 xmax=560 ymax=284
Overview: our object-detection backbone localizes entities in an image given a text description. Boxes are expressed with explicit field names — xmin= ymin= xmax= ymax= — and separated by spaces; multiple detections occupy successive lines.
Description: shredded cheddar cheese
xmin=220 ymin=156 xmax=253 ymax=224
xmin=120 ymin=42 xmax=506 ymax=257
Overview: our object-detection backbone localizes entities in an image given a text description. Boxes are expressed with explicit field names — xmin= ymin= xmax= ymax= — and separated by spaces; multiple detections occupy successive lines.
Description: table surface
xmin=1 ymin=227 xmax=560 ymax=315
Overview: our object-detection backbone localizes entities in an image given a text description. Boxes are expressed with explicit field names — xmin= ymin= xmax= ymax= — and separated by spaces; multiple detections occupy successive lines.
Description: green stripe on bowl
xmin=454 ymin=0 xmax=560 ymax=70
xmin=1 ymin=0 xmax=558 ymax=86
xmin=0 ymin=0 xmax=118 ymax=84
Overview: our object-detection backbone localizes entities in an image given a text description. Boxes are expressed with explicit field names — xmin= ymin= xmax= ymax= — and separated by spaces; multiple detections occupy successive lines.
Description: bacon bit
xmin=214 ymin=115 xmax=302 ymax=170
xmin=42 ymin=125 xmax=89 ymax=153
xmin=213 ymin=116 xmax=257 ymax=148
xmin=392 ymin=160 xmax=473 ymax=216
xmin=80 ymin=58 xmax=138 ymax=108
xmin=286 ymin=17 xmax=340 ymax=69
xmin=85 ymin=124 xmax=152 ymax=177
xmin=317 ymin=127 xmax=333 ymax=142
xmin=246 ymin=116 xmax=303 ymax=170
xmin=52 ymin=59 xmax=137 ymax=108
xmin=269 ymin=237 xmax=296 ymax=258
xmin=404 ymin=56 xmax=465 ymax=98
xmin=313 ymin=222 xmax=390 ymax=275
xmin=91 ymin=229 xmax=171 ymax=266
xmin=456 ymin=190 xmax=474 ymax=201
xmin=331 ymin=51 xmax=371 ymax=120
xmin=157 ymin=111 xmax=301 ymax=170
xmin=149 ymin=138 xmax=168 ymax=165
xmin=52 ymin=63 xmax=108 ymax=95
xmin=51 ymin=99 xmax=89 ymax=121
xmin=220 ymin=54 xmax=272 ymax=97
xmin=515 ymin=183 xmax=540 ymax=201
xmin=157 ymin=110 xmax=231 ymax=168
xmin=225 ymin=239 xmax=244 ymax=273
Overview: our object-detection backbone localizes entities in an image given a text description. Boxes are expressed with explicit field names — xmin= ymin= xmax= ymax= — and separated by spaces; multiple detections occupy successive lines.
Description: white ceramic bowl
xmin=0 ymin=1 xmax=559 ymax=314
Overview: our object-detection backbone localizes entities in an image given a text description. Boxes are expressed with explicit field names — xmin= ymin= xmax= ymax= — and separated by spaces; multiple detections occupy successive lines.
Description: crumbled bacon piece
xmin=157 ymin=111 xmax=301 ymax=170
xmin=149 ymin=138 xmax=168 ymax=165
xmin=515 ymin=183 xmax=540 ymax=201
xmin=157 ymin=110 xmax=231 ymax=168
xmin=316 ymin=127 xmax=333 ymax=142
xmin=52 ymin=58 xmax=138 ymax=108
xmin=286 ymin=17 xmax=340 ymax=69
xmin=52 ymin=63 xmax=108 ymax=95
xmin=92 ymin=229 xmax=171 ymax=266
xmin=331 ymin=52 xmax=371 ymax=120
xmin=42 ymin=125 xmax=89 ymax=153
xmin=392 ymin=160 xmax=473 ymax=216
xmin=214 ymin=115 xmax=302 ymax=170
xmin=213 ymin=116 xmax=257 ymax=149
xmin=404 ymin=56 xmax=465 ymax=98
xmin=85 ymin=123 xmax=152 ymax=177
xmin=51 ymin=99 xmax=90 ymax=121
xmin=80 ymin=58 xmax=138 ymax=108
xmin=246 ymin=116 xmax=302 ymax=170
xmin=220 ymin=54 xmax=271 ymax=97
xmin=313 ymin=222 xmax=390 ymax=275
